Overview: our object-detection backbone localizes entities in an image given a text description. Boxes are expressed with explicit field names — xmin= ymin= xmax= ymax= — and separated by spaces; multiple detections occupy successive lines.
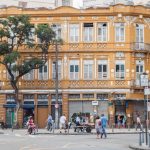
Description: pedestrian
xmin=117 ymin=114 xmax=122 ymax=128
xmin=46 ymin=113 xmax=53 ymax=131
xmin=59 ymin=114 xmax=67 ymax=133
xmin=122 ymin=115 xmax=126 ymax=128
xmin=95 ymin=116 xmax=101 ymax=139
xmin=136 ymin=115 xmax=143 ymax=131
xmin=100 ymin=114 xmax=108 ymax=138
xmin=74 ymin=115 xmax=82 ymax=132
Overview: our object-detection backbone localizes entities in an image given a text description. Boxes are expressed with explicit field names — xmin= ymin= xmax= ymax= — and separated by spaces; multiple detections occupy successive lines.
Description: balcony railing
xmin=131 ymin=79 xmax=150 ymax=88
xmin=131 ymin=42 xmax=150 ymax=51
xmin=3 ymin=79 xmax=132 ymax=90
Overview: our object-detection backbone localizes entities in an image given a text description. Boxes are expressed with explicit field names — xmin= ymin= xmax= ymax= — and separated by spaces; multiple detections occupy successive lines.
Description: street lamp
xmin=140 ymin=72 xmax=149 ymax=145
xmin=55 ymin=40 xmax=59 ymax=129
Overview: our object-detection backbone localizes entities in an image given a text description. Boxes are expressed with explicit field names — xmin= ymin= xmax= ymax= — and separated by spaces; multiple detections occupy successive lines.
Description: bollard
xmin=112 ymin=124 xmax=114 ymax=133
xmin=139 ymin=132 xmax=142 ymax=146
xmin=67 ymin=123 xmax=69 ymax=134
xmin=149 ymin=133 xmax=150 ymax=148
xmin=142 ymin=131 xmax=144 ymax=143
xmin=52 ymin=122 xmax=55 ymax=134
xmin=128 ymin=124 xmax=130 ymax=131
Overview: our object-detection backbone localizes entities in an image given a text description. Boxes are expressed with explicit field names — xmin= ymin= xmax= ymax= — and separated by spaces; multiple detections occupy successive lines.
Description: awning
xmin=22 ymin=104 xmax=34 ymax=109
xmin=3 ymin=104 xmax=16 ymax=108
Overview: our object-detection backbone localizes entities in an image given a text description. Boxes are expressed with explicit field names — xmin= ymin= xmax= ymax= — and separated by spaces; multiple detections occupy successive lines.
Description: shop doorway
xmin=115 ymin=103 xmax=126 ymax=128
xmin=23 ymin=109 xmax=34 ymax=128
xmin=6 ymin=108 xmax=15 ymax=128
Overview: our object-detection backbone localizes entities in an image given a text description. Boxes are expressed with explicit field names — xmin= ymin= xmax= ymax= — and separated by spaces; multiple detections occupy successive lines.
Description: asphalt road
xmin=0 ymin=130 xmax=138 ymax=150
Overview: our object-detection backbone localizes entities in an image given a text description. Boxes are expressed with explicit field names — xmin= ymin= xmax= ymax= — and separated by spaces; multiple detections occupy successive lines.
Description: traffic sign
xmin=55 ymin=103 xmax=59 ymax=108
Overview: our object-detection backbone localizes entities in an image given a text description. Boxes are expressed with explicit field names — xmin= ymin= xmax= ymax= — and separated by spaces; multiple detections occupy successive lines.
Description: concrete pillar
xmin=62 ymin=93 xmax=69 ymax=121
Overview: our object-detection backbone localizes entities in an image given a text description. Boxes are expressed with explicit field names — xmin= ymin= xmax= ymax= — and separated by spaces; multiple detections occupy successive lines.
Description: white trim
xmin=0 ymin=89 xmax=130 ymax=94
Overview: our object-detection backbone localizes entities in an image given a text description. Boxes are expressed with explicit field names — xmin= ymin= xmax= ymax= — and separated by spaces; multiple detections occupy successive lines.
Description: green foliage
xmin=0 ymin=15 xmax=56 ymax=97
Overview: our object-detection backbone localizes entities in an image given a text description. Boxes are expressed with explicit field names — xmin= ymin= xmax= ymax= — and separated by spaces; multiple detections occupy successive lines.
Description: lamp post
xmin=140 ymin=72 xmax=149 ymax=145
xmin=55 ymin=40 xmax=59 ymax=129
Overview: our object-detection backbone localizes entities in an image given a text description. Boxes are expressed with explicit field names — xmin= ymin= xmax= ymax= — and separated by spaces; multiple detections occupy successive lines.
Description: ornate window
xmin=38 ymin=63 xmax=48 ymax=80
xmin=69 ymin=24 xmax=79 ymax=42
xmin=115 ymin=60 xmax=125 ymax=79
xmin=84 ymin=60 xmax=93 ymax=80
xmin=37 ymin=94 xmax=48 ymax=105
xmin=136 ymin=24 xmax=144 ymax=49
xmin=83 ymin=23 xmax=93 ymax=42
xmin=69 ymin=60 xmax=79 ymax=80
xmin=97 ymin=23 xmax=107 ymax=42
xmin=52 ymin=61 xmax=61 ymax=80
xmin=97 ymin=60 xmax=108 ymax=79
xmin=115 ymin=23 xmax=125 ymax=42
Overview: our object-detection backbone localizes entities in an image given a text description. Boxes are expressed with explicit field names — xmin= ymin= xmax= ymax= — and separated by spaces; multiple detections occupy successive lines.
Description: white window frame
xmin=97 ymin=60 xmax=108 ymax=80
xmin=69 ymin=60 xmax=79 ymax=80
xmin=136 ymin=60 xmax=144 ymax=78
xmin=8 ymin=25 xmax=17 ymax=44
xmin=97 ymin=23 xmax=107 ymax=42
xmin=69 ymin=24 xmax=79 ymax=43
xmin=38 ymin=63 xmax=48 ymax=80
xmin=115 ymin=60 xmax=125 ymax=80
xmin=84 ymin=60 xmax=93 ymax=80
xmin=62 ymin=0 xmax=70 ymax=6
xmin=52 ymin=60 xmax=62 ymax=80
xmin=51 ymin=24 xmax=62 ymax=40
xmin=136 ymin=24 xmax=144 ymax=49
xmin=83 ymin=23 xmax=93 ymax=42
xmin=24 ymin=69 xmax=34 ymax=80
xmin=115 ymin=23 xmax=125 ymax=42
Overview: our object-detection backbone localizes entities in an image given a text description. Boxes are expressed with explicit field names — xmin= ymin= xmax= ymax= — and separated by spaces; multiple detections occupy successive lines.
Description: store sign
xmin=92 ymin=101 xmax=98 ymax=106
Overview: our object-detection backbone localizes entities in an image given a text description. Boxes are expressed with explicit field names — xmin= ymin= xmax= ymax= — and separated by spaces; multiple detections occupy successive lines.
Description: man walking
xmin=46 ymin=114 xmax=53 ymax=131
xmin=59 ymin=114 xmax=67 ymax=133
xmin=100 ymin=114 xmax=108 ymax=138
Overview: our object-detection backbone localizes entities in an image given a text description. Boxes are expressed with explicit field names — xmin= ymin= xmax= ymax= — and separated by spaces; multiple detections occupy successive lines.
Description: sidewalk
xmin=0 ymin=127 xmax=142 ymax=135
xmin=36 ymin=128 xmax=140 ymax=135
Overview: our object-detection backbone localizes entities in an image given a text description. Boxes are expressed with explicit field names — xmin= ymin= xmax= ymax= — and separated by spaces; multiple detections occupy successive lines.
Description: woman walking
xmin=95 ymin=116 xmax=101 ymax=139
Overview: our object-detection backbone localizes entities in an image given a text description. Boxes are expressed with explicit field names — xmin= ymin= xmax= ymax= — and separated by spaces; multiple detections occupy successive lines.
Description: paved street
xmin=0 ymin=129 xmax=139 ymax=150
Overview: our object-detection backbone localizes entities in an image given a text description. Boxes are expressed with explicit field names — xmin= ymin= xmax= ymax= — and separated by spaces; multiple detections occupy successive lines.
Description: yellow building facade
xmin=0 ymin=4 xmax=150 ymax=128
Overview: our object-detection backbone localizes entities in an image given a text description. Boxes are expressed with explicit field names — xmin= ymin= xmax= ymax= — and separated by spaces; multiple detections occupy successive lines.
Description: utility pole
xmin=140 ymin=73 xmax=149 ymax=145
xmin=55 ymin=40 xmax=59 ymax=129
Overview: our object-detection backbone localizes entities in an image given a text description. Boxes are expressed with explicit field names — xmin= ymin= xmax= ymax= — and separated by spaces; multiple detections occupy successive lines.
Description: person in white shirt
xmin=136 ymin=115 xmax=143 ymax=131
xmin=59 ymin=114 xmax=67 ymax=133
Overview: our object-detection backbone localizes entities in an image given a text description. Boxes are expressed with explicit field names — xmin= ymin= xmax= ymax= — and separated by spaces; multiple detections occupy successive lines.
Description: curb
xmin=36 ymin=132 xmax=140 ymax=135
xmin=129 ymin=145 xmax=150 ymax=150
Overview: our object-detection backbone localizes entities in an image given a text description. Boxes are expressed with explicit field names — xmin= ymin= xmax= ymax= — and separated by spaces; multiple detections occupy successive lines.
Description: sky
xmin=0 ymin=0 xmax=149 ymax=8
xmin=73 ymin=0 xmax=150 ymax=8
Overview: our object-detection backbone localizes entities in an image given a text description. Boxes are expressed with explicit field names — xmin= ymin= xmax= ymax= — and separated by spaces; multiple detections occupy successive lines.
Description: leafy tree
xmin=0 ymin=15 xmax=56 ymax=122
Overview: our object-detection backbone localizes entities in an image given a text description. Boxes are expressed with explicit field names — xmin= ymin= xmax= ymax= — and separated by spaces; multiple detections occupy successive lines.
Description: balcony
xmin=3 ymin=79 xmax=132 ymax=90
xmin=131 ymin=42 xmax=150 ymax=52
